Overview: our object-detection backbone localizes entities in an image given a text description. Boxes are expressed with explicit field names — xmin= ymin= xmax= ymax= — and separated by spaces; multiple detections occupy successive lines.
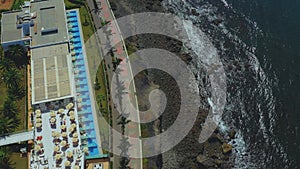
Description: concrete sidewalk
xmin=0 ymin=131 xmax=33 ymax=146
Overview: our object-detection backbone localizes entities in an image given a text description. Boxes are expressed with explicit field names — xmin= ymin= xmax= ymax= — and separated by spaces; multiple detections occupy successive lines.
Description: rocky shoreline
xmin=108 ymin=0 xmax=235 ymax=168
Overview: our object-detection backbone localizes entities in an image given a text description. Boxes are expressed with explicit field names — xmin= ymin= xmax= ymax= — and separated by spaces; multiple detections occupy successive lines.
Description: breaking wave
xmin=162 ymin=0 xmax=290 ymax=168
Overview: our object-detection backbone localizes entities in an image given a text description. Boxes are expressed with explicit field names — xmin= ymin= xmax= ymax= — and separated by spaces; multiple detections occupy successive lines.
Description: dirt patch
xmin=0 ymin=0 xmax=15 ymax=10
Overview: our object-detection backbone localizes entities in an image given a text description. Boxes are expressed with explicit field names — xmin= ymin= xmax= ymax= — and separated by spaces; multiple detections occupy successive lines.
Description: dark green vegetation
xmin=0 ymin=44 xmax=27 ymax=134
xmin=95 ymin=65 xmax=109 ymax=121
xmin=0 ymin=44 xmax=28 ymax=168
xmin=11 ymin=0 xmax=24 ymax=10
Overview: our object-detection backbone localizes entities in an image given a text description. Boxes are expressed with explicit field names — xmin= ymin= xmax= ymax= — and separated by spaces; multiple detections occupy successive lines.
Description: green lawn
xmin=94 ymin=62 xmax=110 ymax=155
xmin=79 ymin=5 xmax=95 ymax=42
xmin=10 ymin=152 xmax=28 ymax=169
xmin=64 ymin=0 xmax=78 ymax=9
xmin=95 ymin=62 xmax=109 ymax=122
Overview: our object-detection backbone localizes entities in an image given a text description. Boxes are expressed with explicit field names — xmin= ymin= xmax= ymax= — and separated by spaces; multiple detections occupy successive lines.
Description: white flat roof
xmin=31 ymin=43 xmax=74 ymax=104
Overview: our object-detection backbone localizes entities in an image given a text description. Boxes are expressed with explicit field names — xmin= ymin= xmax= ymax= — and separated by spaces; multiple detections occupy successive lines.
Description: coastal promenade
xmin=85 ymin=0 xmax=143 ymax=168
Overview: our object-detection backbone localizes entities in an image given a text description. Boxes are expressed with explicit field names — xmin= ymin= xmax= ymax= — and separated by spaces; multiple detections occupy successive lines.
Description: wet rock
xmin=229 ymin=130 xmax=236 ymax=139
xmin=212 ymin=19 xmax=223 ymax=26
xmin=191 ymin=8 xmax=199 ymax=16
xmin=196 ymin=154 xmax=215 ymax=167
xmin=222 ymin=143 xmax=233 ymax=154
xmin=208 ymin=133 xmax=224 ymax=144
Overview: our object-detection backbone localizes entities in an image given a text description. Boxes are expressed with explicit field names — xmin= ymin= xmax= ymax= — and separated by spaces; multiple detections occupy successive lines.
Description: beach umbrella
xmin=36 ymin=112 xmax=41 ymax=118
xmin=73 ymin=133 xmax=78 ymax=138
xmin=36 ymin=123 xmax=42 ymax=128
xmin=58 ymin=109 xmax=64 ymax=114
xmin=64 ymin=160 xmax=71 ymax=166
xmin=83 ymin=147 xmax=89 ymax=154
xmin=70 ymin=115 xmax=75 ymax=120
xmin=54 ymin=146 xmax=60 ymax=152
xmin=56 ymin=132 xmax=61 ymax=137
xmin=69 ymin=111 xmax=75 ymax=116
xmin=50 ymin=117 xmax=56 ymax=123
xmin=60 ymin=124 xmax=67 ymax=129
xmin=35 ymin=109 xmax=41 ymax=114
xmin=50 ymin=111 xmax=56 ymax=117
xmin=62 ymin=132 xmax=67 ymax=138
xmin=52 ymin=131 xmax=60 ymax=138
xmin=68 ymin=103 xmax=74 ymax=108
xmin=74 ymin=165 xmax=80 ymax=169
xmin=77 ymin=103 xmax=82 ymax=108
xmin=36 ymin=118 xmax=42 ymax=123
xmin=68 ymin=127 xmax=74 ymax=132
xmin=67 ymin=151 xmax=73 ymax=158
xmin=71 ymin=123 xmax=76 ymax=129
xmin=55 ymin=154 xmax=62 ymax=160
xmin=61 ymin=140 xmax=67 ymax=147
xmin=72 ymin=138 xmax=78 ymax=143
xmin=35 ymin=145 xmax=41 ymax=151
xmin=61 ymin=125 xmax=66 ymax=130
xmin=77 ymin=98 xmax=82 ymax=103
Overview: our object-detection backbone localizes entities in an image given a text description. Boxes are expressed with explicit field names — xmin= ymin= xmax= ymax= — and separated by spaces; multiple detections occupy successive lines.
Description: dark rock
xmin=212 ymin=19 xmax=223 ymax=26
xmin=222 ymin=143 xmax=233 ymax=154
xmin=191 ymin=8 xmax=199 ymax=16
xmin=197 ymin=154 xmax=215 ymax=167
xmin=229 ymin=130 xmax=236 ymax=139
xmin=208 ymin=133 xmax=224 ymax=144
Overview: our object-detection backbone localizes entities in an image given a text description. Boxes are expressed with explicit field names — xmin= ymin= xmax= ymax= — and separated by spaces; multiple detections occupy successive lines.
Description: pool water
xmin=66 ymin=10 xmax=102 ymax=158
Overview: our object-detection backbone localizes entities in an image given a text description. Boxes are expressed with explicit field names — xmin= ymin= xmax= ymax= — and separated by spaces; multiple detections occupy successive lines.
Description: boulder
xmin=222 ymin=143 xmax=233 ymax=154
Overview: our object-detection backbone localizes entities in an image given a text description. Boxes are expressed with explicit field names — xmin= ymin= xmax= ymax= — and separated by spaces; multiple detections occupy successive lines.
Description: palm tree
xmin=0 ymin=156 xmax=15 ymax=169
xmin=2 ymin=68 xmax=21 ymax=89
xmin=0 ymin=114 xmax=18 ymax=135
xmin=1 ymin=96 xmax=18 ymax=118
xmin=4 ymin=44 xmax=27 ymax=68
xmin=0 ymin=58 xmax=14 ymax=73
xmin=7 ymin=83 xmax=25 ymax=99
xmin=94 ymin=76 xmax=101 ymax=90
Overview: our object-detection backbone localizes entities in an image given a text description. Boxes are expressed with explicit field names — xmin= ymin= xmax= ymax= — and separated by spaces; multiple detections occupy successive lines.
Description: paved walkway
xmin=0 ymin=131 xmax=34 ymax=146
xmin=85 ymin=0 xmax=143 ymax=168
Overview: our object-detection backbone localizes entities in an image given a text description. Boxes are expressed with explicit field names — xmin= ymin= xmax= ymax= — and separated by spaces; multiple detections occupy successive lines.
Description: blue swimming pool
xmin=66 ymin=10 xmax=104 ymax=159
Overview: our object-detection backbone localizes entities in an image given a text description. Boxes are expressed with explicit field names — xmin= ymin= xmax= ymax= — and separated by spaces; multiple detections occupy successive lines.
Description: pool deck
xmin=31 ymin=107 xmax=85 ymax=169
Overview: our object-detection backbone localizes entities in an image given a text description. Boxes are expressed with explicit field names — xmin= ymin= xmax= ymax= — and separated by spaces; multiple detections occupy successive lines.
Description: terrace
xmin=30 ymin=103 xmax=85 ymax=169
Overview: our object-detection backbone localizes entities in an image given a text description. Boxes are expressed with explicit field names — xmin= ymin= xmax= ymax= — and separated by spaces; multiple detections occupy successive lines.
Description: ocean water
xmin=162 ymin=0 xmax=300 ymax=168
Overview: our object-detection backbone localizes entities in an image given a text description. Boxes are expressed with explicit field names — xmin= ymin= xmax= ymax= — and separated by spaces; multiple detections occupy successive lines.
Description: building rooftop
xmin=1 ymin=10 xmax=27 ymax=43
xmin=31 ymin=43 xmax=74 ymax=104
xmin=30 ymin=0 xmax=69 ymax=47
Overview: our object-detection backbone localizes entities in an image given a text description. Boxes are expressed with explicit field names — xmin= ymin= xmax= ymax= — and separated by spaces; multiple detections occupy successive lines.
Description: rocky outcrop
xmin=108 ymin=0 xmax=234 ymax=168
xmin=222 ymin=143 xmax=233 ymax=154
